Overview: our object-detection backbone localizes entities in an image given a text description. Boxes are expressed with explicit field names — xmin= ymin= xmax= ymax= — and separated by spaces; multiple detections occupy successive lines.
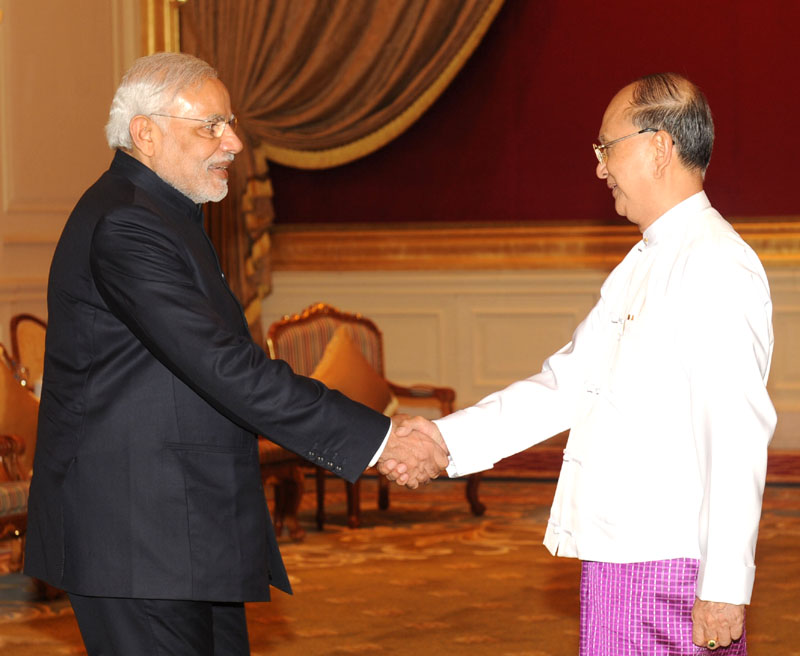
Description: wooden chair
xmin=0 ymin=433 xmax=29 ymax=573
xmin=264 ymin=302 xmax=484 ymax=531
xmin=0 ymin=344 xmax=40 ymax=480
xmin=0 ymin=343 xmax=64 ymax=597
xmin=0 ymin=344 xmax=38 ymax=574
xmin=1 ymin=329 xmax=43 ymax=570
xmin=10 ymin=314 xmax=47 ymax=390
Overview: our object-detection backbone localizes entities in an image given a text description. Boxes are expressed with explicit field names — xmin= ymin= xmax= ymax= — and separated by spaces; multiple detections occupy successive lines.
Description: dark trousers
xmin=68 ymin=593 xmax=250 ymax=656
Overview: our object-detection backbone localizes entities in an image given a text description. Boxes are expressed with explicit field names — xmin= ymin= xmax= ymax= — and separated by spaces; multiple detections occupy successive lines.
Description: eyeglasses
xmin=150 ymin=113 xmax=238 ymax=138
xmin=593 ymin=128 xmax=658 ymax=164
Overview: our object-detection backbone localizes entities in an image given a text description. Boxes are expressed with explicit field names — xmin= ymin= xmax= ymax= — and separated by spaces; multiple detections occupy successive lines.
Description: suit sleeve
xmin=89 ymin=205 xmax=389 ymax=482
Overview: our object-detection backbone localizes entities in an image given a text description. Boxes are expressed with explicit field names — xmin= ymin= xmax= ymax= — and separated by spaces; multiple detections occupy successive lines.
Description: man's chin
xmin=157 ymin=171 xmax=229 ymax=205
xmin=206 ymin=186 xmax=229 ymax=203
xmin=191 ymin=183 xmax=229 ymax=204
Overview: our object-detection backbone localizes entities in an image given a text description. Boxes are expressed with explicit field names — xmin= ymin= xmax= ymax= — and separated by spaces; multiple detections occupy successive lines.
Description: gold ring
xmin=707 ymin=639 xmax=718 ymax=649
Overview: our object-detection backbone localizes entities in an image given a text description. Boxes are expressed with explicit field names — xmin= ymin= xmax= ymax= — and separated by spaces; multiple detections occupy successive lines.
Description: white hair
xmin=105 ymin=52 xmax=219 ymax=150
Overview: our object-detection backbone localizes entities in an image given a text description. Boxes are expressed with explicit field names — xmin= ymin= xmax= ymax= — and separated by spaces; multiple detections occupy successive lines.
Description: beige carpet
xmin=1 ymin=477 xmax=799 ymax=655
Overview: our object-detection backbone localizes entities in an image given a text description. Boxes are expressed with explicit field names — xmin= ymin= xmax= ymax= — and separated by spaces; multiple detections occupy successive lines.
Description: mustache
xmin=210 ymin=152 xmax=236 ymax=167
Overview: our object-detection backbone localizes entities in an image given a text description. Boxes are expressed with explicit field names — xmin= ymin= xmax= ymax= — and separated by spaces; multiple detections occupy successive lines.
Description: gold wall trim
xmin=271 ymin=220 xmax=800 ymax=272
xmin=141 ymin=0 xmax=183 ymax=55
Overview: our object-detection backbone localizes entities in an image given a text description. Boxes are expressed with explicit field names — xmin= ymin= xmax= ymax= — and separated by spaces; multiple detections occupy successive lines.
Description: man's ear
xmin=652 ymin=130 xmax=674 ymax=179
xmin=129 ymin=115 xmax=157 ymax=158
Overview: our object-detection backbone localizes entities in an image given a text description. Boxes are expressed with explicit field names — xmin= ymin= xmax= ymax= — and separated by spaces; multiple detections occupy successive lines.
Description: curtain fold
xmin=178 ymin=0 xmax=504 ymax=334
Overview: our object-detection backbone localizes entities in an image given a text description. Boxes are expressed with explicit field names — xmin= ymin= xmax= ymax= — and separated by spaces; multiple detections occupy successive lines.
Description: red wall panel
xmin=269 ymin=0 xmax=800 ymax=225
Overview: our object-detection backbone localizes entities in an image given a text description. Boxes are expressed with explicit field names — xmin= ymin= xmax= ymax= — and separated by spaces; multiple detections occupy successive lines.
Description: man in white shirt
xmin=381 ymin=73 xmax=775 ymax=654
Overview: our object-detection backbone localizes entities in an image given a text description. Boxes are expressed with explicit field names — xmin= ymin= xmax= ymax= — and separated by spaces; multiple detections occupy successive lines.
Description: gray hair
xmin=628 ymin=73 xmax=714 ymax=174
xmin=105 ymin=52 xmax=219 ymax=150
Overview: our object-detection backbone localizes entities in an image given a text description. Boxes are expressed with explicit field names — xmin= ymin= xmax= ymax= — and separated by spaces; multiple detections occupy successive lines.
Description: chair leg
xmin=272 ymin=481 xmax=286 ymax=537
xmin=378 ymin=475 xmax=390 ymax=510
xmin=0 ymin=528 xmax=25 ymax=574
xmin=261 ymin=460 xmax=305 ymax=539
xmin=283 ymin=465 xmax=306 ymax=541
xmin=466 ymin=473 xmax=485 ymax=516
xmin=346 ymin=480 xmax=361 ymax=528
xmin=33 ymin=577 xmax=64 ymax=600
xmin=315 ymin=466 xmax=326 ymax=530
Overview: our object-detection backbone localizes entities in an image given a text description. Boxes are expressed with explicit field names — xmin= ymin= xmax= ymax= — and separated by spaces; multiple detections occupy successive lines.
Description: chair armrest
xmin=0 ymin=434 xmax=26 ymax=456
xmin=386 ymin=382 xmax=455 ymax=416
xmin=258 ymin=436 xmax=305 ymax=466
xmin=0 ymin=434 xmax=27 ymax=482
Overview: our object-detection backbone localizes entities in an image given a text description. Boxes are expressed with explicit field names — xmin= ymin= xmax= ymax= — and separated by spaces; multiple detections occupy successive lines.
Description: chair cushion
xmin=311 ymin=327 xmax=398 ymax=416
xmin=0 ymin=480 xmax=29 ymax=518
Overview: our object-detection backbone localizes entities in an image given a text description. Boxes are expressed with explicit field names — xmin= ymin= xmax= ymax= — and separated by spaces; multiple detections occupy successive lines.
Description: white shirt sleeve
xmin=436 ymin=294 xmax=607 ymax=478
xmin=368 ymin=422 xmax=393 ymax=467
xmin=686 ymin=242 xmax=776 ymax=604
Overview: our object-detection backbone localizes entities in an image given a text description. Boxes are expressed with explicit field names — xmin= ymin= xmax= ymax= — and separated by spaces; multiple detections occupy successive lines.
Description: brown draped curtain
xmin=178 ymin=0 xmax=504 ymax=338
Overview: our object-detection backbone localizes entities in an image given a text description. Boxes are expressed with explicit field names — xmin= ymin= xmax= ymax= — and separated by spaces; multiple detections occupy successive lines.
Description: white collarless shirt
xmin=436 ymin=192 xmax=776 ymax=605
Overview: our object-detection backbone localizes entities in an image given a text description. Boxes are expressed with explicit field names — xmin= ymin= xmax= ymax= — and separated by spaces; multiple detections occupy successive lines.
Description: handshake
xmin=376 ymin=415 xmax=448 ymax=489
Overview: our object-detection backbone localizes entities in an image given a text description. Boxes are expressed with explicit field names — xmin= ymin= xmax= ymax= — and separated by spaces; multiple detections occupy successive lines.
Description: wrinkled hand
xmin=692 ymin=599 xmax=744 ymax=649
xmin=376 ymin=415 xmax=449 ymax=489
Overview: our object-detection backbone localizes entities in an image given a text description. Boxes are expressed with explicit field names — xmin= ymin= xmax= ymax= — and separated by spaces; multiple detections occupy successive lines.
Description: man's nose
xmin=596 ymin=159 xmax=608 ymax=179
xmin=221 ymin=124 xmax=243 ymax=154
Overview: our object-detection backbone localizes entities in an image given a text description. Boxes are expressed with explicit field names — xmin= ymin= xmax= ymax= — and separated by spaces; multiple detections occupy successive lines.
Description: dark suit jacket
xmin=24 ymin=150 xmax=389 ymax=602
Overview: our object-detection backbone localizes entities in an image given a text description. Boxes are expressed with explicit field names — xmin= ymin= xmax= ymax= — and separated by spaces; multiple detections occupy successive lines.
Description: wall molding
xmin=0 ymin=277 xmax=47 ymax=301
xmin=490 ymin=438 xmax=800 ymax=484
xmin=2 ymin=233 xmax=61 ymax=247
xmin=265 ymin=267 xmax=800 ymax=450
xmin=271 ymin=220 xmax=800 ymax=272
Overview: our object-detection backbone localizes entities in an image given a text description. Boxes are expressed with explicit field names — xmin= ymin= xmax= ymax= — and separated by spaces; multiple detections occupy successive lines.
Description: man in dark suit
xmin=24 ymin=52 xmax=447 ymax=656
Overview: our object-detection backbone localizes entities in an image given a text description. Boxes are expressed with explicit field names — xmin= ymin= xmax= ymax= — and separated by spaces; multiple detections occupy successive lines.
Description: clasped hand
xmin=377 ymin=415 xmax=448 ymax=489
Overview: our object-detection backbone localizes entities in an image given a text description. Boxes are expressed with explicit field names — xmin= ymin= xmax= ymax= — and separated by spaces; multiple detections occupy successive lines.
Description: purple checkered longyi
xmin=580 ymin=558 xmax=747 ymax=656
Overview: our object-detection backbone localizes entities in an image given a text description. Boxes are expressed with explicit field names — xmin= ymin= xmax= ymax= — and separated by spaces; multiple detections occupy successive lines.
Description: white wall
xmin=263 ymin=267 xmax=800 ymax=450
xmin=0 ymin=0 xmax=139 ymax=344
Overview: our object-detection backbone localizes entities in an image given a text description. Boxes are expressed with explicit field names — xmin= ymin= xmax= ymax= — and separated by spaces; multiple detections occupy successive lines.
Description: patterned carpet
xmin=1 ymin=476 xmax=799 ymax=655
